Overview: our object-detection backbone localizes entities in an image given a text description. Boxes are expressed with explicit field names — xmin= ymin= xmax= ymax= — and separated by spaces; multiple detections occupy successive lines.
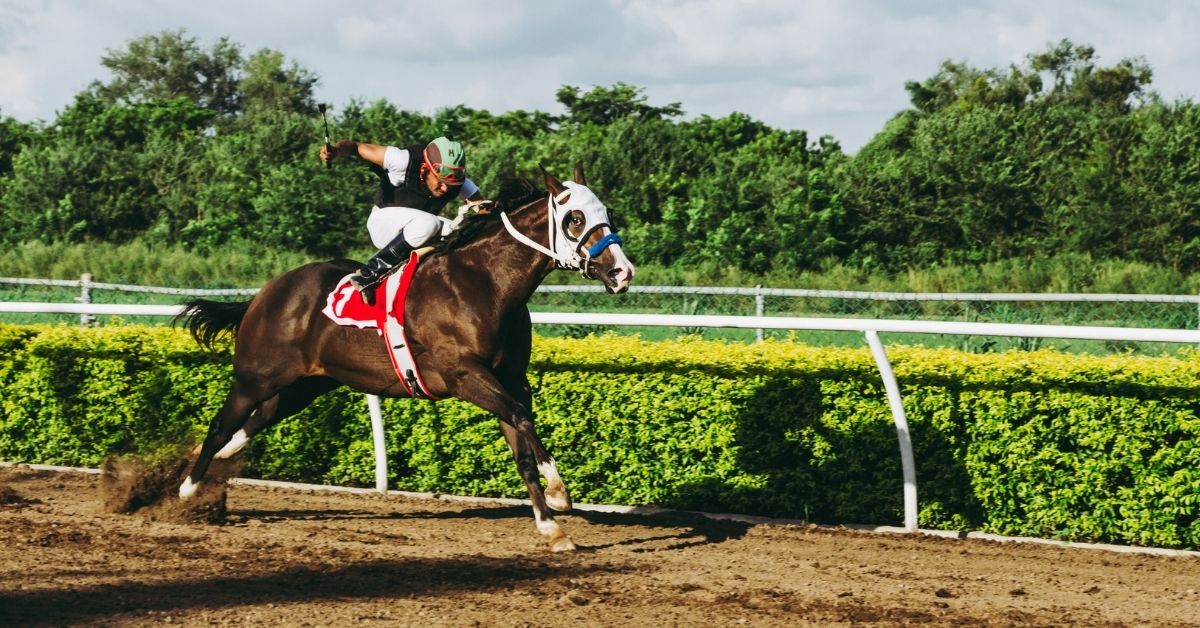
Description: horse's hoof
xmin=550 ymin=536 xmax=577 ymax=552
xmin=545 ymin=486 xmax=572 ymax=512
xmin=179 ymin=477 xmax=198 ymax=500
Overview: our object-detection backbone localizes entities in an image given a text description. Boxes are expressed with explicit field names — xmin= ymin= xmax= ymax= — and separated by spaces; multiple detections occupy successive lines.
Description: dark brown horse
xmin=177 ymin=166 xmax=634 ymax=551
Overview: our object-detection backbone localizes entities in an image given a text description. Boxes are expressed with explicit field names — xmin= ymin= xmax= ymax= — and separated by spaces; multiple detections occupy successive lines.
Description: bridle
xmin=499 ymin=182 xmax=623 ymax=276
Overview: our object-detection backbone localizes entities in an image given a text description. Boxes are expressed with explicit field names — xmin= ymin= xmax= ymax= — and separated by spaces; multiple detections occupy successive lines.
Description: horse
xmin=176 ymin=166 xmax=635 ymax=551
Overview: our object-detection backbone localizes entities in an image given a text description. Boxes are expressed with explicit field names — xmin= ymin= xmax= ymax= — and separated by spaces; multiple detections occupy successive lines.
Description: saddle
xmin=321 ymin=249 xmax=440 ymax=399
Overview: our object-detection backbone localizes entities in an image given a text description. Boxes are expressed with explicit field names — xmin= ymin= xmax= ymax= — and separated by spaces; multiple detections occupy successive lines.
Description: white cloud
xmin=0 ymin=1 xmax=115 ymax=120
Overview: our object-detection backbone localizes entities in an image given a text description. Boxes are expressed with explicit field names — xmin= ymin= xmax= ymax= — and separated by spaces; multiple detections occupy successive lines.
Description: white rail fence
xmin=2 ymin=300 xmax=1199 ymax=532
xmin=7 ymin=274 xmax=1200 ymax=304
xmin=5 ymin=275 xmax=1200 ymax=336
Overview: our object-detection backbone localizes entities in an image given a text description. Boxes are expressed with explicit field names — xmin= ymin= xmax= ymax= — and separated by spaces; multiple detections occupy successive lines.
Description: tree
xmin=0 ymin=109 xmax=38 ymax=176
xmin=904 ymin=61 xmax=1039 ymax=114
xmin=335 ymin=99 xmax=430 ymax=147
xmin=429 ymin=105 xmax=557 ymax=144
xmin=905 ymin=40 xmax=1153 ymax=117
xmin=556 ymin=82 xmax=683 ymax=126
xmin=847 ymin=40 xmax=1178 ymax=270
xmin=92 ymin=30 xmax=243 ymax=116
xmin=238 ymin=49 xmax=320 ymax=117
xmin=1030 ymin=39 xmax=1153 ymax=110
xmin=53 ymin=91 xmax=214 ymax=146
xmin=0 ymin=92 xmax=215 ymax=245
xmin=92 ymin=29 xmax=325 ymax=120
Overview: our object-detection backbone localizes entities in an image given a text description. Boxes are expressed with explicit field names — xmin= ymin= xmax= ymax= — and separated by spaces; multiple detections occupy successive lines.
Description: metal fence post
xmin=79 ymin=273 xmax=94 ymax=327
xmin=865 ymin=329 xmax=918 ymax=531
xmin=366 ymin=394 xmax=388 ymax=493
xmin=755 ymin=284 xmax=764 ymax=342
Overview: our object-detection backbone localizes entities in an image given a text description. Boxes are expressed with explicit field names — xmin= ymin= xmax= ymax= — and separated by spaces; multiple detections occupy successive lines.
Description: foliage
xmin=556 ymin=82 xmax=683 ymax=126
xmin=237 ymin=49 xmax=320 ymax=118
xmin=92 ymin=29 xmax=245 ymax=116
xmin=0 ymin=239 xmax=324 ymax=286
xmin=4 ymin=239 xmax=1200 ymax=299
xmin=0 ymin=110 xmax=38 ymax=176
xmin=1 ymin=324 xmax=1198 ymax=549
xmin=0 ymin=32 xmax=1198 ymax=275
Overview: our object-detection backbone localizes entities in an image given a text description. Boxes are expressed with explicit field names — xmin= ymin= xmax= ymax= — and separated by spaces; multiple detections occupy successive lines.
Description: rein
xmin=500 ymin=209 xmax=576 ymax=268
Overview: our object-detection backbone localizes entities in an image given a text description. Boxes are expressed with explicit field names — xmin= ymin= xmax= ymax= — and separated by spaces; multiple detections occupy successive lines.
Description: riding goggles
xmin=423 ymin=146 xmax=465 ymax=186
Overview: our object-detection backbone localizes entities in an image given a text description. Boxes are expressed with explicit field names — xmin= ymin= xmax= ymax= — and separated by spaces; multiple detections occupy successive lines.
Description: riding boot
xmin=350 ymin=229 xmax=416 ymax=306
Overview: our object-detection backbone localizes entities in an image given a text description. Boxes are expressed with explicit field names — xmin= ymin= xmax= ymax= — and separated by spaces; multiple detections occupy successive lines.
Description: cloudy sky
xmin=1 ymin=0 xmax=1196 ymax=152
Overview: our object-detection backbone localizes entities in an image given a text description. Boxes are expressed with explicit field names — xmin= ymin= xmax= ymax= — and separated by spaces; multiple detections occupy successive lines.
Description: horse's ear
xmin=573 ymin=163 xmax=587 ymax=185
xmin=540 ymin=163 xmax=565 ymax=195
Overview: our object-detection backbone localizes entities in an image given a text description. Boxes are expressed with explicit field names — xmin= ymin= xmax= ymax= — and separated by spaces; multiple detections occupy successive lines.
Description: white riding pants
xmin=366 ymin=206 xmax=453 ymax=249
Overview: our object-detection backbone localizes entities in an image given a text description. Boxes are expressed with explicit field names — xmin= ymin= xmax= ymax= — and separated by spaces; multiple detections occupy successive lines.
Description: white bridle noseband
xmin=500 ymin=181 xmax=623 ymax=275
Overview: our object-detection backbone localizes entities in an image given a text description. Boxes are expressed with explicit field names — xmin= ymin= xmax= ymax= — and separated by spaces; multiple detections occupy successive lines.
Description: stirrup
xmin=351 ymin=257 xmax=408 ymax=306
xmin=350 ymin=272 xmax=381 ymax=306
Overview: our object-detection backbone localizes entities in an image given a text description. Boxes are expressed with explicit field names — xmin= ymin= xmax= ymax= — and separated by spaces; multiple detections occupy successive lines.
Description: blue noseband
xmin=587 ymin=233 xmax=623 ymax=258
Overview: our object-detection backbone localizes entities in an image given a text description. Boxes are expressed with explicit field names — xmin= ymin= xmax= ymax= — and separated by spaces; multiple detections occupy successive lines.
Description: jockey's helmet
xmin=423 ymin=137 xmax=466 ymax=186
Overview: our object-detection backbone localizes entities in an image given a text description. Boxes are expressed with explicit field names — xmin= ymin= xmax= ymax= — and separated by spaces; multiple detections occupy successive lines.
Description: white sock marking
xmin=215 ymin=429 xmax=248 ymax=459
xmin=538 ymin=460 xmax=561 ymax=484
xmin=535 ymin=512 xmax=559 ymax=536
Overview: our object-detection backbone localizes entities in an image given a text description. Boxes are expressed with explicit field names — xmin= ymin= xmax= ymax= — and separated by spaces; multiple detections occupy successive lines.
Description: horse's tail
xmin=174 ymin=298 xmax=250 ymax=351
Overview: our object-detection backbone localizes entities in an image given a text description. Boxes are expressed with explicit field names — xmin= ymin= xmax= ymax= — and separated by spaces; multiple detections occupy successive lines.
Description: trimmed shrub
xmin=1 ymin=323 xmax=1197 ymax=548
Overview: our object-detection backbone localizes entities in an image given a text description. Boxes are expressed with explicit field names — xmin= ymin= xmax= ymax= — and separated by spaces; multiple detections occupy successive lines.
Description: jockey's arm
xmin=351 ymin=142 xmax=387 ymax=166
xmin=322 ymin=140 xmax=386 ymax=167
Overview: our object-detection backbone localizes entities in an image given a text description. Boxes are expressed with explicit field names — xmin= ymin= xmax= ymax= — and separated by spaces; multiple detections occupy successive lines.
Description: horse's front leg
xmin=537 ymin=442 xmax=572 ymax=514
xmin=495 ymin=421 xmax=575 ymax=552
xmin=451 ymin=366 xmax=575 ymax=552
xmin=495 ymin=370 xmax=572 ymax=513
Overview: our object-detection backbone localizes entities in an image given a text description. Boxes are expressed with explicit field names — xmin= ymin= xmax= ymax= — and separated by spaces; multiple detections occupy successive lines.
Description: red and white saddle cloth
xmin=321 ymin=252 xmax=440 ymax=399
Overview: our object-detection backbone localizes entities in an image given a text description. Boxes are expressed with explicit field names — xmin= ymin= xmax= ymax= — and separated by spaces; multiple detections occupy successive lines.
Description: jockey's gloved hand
xmin=333 ymin=140 xmax=358 ymax=159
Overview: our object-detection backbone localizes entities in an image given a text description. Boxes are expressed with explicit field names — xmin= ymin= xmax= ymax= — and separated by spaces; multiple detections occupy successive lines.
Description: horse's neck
xmin=468 ymin=199 xmax=559 ymax=306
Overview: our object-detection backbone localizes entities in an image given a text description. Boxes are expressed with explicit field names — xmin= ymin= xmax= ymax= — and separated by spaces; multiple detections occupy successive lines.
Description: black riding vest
xmin=370 ymin=142 xmax=460 ymax=214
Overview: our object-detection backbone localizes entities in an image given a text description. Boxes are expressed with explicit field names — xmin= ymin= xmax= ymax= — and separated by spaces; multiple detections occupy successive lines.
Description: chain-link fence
xmin=528 ymin=285 xmax=1200 ymax=352
xmin=4 ymin=276 xmax=1199 ymax=354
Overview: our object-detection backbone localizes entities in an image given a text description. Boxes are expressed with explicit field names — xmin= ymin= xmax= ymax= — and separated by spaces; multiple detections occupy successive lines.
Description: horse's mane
xmin=433 ymin=177 xmax=546 ymax=254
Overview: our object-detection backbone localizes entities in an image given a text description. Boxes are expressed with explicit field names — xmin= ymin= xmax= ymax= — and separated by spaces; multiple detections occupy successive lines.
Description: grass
xmin=3 ymin=241 xmax=1198 ymax=355
xmin=3 ymin=240 xmax=1199 ymax=294
xmin=0 ymin=240 xmax=326 ymax=287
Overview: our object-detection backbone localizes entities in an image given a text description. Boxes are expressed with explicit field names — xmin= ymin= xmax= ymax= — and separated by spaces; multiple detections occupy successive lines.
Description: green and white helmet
xmin=423 ymin=137 xmax=466 ymax=185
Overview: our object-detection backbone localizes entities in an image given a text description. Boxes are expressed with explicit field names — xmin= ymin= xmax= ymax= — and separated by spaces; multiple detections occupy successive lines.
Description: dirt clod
xmin=0 ymin=485 xmax=32 ymax=505
xmin=99 ymin=450 xmax=240 ymax=523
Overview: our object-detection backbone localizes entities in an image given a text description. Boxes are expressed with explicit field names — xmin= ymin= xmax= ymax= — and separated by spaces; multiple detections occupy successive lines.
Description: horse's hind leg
xmin=212 ymin=397 xmax=275 ymax=460
xmin=214 ymin=377 xmax=340 ymax=460
xmin=179 ymin=379 xmax=269 ymax=499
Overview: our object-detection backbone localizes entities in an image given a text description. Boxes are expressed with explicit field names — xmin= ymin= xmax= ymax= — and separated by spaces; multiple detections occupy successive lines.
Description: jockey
xmin=321 ymin=136 xmax=487 ymax=305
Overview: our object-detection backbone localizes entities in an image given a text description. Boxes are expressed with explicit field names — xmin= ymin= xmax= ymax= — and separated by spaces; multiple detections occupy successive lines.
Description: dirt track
xmin=2 ymin=465 xmax=1199 ymax=626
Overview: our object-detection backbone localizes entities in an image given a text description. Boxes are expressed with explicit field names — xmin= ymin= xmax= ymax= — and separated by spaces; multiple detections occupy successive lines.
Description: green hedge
xmin=1 ymin=323 xmax=1198 ymax=549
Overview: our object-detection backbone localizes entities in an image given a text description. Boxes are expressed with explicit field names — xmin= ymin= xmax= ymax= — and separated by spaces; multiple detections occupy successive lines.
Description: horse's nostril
xmin=607 ymin=268 xmax=624 ymax=280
